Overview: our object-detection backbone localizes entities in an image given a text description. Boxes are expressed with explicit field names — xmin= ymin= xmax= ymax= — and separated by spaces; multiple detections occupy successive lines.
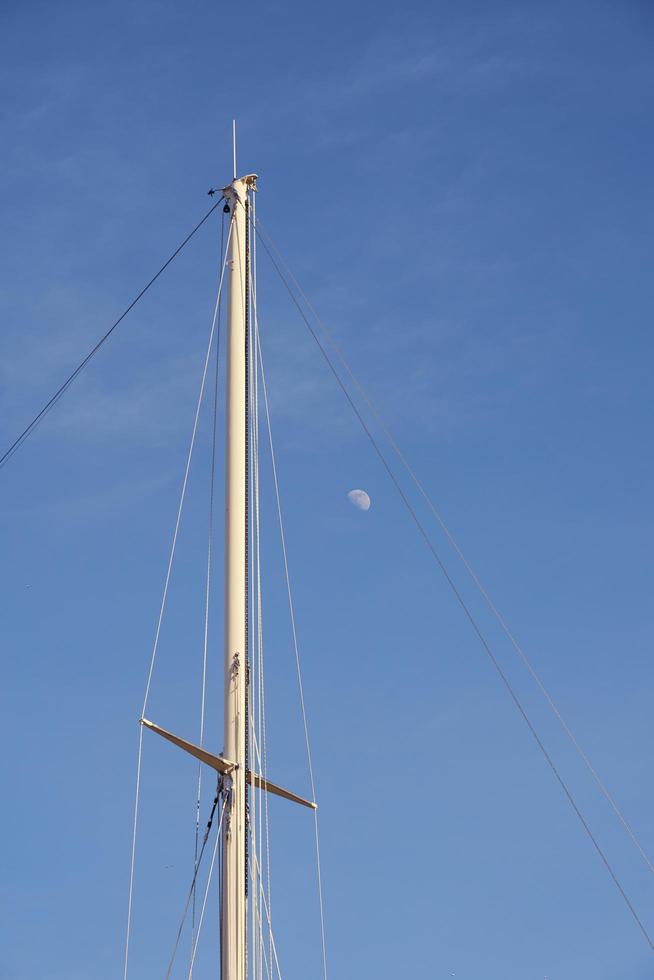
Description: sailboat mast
xmin=138 ymin=165 xmax=313 ymax=975
xmin=222 ymin=172 xmax=256 ymax=980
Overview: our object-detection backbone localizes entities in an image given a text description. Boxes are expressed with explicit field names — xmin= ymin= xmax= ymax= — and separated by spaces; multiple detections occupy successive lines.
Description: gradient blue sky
xmin=1 ymin=1 xmax=654 ymax=978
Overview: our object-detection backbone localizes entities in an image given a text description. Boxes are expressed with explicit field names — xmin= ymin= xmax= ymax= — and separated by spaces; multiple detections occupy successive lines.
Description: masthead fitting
xmin=222 ymin=173 xmax=258 ymax=205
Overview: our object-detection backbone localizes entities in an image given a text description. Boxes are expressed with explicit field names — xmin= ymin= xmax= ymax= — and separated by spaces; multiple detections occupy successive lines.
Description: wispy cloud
xmin=0 ymin=272 xmax=220 ymax=453
xmin=330 ymin=38 xmax=536 ymax=105
xmin=46 ymin=348 xmax=209 ymax=445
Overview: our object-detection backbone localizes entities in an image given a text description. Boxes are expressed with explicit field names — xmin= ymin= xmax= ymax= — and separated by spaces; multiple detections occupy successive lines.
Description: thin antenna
xmin=232 ymin=119 xmax=237 ymax=180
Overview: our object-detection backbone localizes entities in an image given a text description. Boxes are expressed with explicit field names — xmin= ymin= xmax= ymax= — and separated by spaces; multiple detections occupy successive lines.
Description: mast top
xmin=223 ymin=174 xmax=258 ymax=204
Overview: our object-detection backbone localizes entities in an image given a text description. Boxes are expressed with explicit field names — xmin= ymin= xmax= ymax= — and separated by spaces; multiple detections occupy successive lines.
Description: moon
xmin=347 ymin=489 xmax=371 ymax=512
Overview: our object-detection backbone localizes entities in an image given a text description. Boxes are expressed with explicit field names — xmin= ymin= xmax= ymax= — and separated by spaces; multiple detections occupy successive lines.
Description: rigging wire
xmin=248 ymin=198 xmax=262 ymax=980
xmin=253 ymin=220 xmax=654 ymax=879
xmin=167 ymin=784 xmax=225 ymax=980
xmin=257 ymin=326 xmax=329 ymax=980
xmin=122 ymin=221 xmax=233 ymax=980
xmin=242 ymin=200 xmax=252 ymax=937
xmin=187 ymin=798 xmax=228 ymax=979
xmin=247 ymin=194 xmax=259 ymax=980
xmin=254 ymin=226 xmax=654 ymax=955
xmin=0 ymin=197 xmax=224 ymax=472
xmin=248 ymin=187 xmax=274 ymax=980
xmin=239 ymin=188 xmax=325 ymax=979
xmin=191 ymin=211 xmax=226 ymax=968
xmin=251 ymin=852 xmax=285 ymax=980
xmin=252 ymin=890 xmax=273 ymax=980
xmin=230 ymin=200 xmax=256 ymax=980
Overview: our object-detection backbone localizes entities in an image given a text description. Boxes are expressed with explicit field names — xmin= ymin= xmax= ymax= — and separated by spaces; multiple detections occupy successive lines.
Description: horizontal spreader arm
xmin=248 ymin=770 xmax=316 ymax=809
xmin=140 ymin=718 xmax=316 ymax=810
xmin=140 ymin=717 xmax=236 ymax=773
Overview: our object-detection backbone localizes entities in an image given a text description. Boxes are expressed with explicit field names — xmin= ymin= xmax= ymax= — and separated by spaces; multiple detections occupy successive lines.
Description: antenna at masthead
xmin=232 ymin=118 xmax=237 ymax=180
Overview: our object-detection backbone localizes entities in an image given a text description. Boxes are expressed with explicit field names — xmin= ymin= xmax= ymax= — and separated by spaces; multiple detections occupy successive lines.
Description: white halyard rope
xmin=248 ymin=203 xmax=262 ymax=980
xmin=249 ymin=190 xmax=275 ymax=980
xmin=257 ymin=330 xmax=329 ymax=980
xmin=252 ymin=852 xmax=284 ymax=980
xmin=191 ymin=215 xmax=225 ymax=970
xmin=122 ymin=223 xmax=233 ymax=980
xmin=186 ymin=798 xmax=227 ymax=978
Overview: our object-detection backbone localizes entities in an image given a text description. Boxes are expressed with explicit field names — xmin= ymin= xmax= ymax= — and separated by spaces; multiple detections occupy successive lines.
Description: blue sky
xmin=1 ymin=1 xmax=654 ymax=978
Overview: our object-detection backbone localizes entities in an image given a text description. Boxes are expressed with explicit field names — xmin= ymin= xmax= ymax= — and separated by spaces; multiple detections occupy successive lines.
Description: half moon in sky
xmin=347 ymin=489 xmax=371 ymax=512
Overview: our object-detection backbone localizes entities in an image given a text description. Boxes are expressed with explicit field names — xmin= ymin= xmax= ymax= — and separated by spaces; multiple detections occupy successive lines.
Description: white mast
xmin=140 ymin=165 xmax=314 ymax=979
xmin=222 ymin=171 xmax=255 ymax=980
